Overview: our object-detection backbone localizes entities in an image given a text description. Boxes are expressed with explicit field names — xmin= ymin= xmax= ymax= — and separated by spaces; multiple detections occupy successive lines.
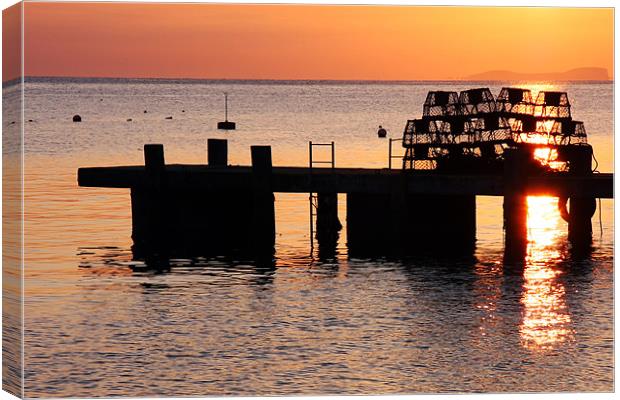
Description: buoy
xmin=144 ymin=110 xmax=148 ymax=113
xmin=73 ymin=115 xmax=82 ymax=122
xmin=165 ymin=116 xmax=173 ymax=120
xmin=377 ymin=125 xmax=387 ymax=138
xmin=127 ymin=118 xmax=133 ymax=122
xmin=182 ymin=110 xmax=185 ymax=113
xmin=217 ymin=92 xmax=236 ymax=130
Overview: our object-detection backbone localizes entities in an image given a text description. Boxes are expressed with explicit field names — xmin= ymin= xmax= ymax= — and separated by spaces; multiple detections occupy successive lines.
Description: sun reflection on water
xmin=519 ymin=196 xmax=574 ymax=351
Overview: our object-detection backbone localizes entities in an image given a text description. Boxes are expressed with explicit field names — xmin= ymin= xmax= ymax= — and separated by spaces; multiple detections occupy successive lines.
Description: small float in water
xmin=217 ymin=92 xmax=236 ymax=130
xmin=377 ymin=125 xmax=387 ymax=138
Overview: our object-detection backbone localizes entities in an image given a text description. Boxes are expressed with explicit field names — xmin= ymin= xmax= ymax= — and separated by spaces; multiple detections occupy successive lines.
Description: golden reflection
xmin=520 ymin=196 xmax=574 ymax=351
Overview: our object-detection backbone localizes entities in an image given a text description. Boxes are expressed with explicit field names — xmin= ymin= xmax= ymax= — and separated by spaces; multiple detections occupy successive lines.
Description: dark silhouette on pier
xmin=77 ymin=88 xmax=612 ymax=267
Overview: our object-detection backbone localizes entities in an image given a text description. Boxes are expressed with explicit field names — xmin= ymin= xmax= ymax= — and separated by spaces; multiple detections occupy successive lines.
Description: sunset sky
xmin=3 ymin=3 xmax=614 ymax=81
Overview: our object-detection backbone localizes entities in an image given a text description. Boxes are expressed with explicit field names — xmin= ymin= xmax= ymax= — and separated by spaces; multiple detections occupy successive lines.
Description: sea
xmin=2 ymin=78 xmax=614 ymax=397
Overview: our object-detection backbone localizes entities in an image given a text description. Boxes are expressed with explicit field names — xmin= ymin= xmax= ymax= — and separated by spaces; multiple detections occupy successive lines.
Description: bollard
xmin=207 ymin=139 xmax=228 ymax=166
xmin=144 ymin=144 xmax=165 ymax=175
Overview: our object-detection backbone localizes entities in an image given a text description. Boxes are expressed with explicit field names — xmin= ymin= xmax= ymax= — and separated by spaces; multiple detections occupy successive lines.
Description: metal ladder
xmin=388 ymin=138 xmax=404 ymax=169
xmin=309 ymin=141 xmax=335 ymax=247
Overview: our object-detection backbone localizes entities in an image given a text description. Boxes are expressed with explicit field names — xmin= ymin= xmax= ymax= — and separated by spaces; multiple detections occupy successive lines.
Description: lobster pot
xmin=459 ymin=88 xmax=497 ymax=115
xmin=551 ymin=120 xmax=588 ymax=145
xmin=413 ymin=144 xmax=430 ymax=159
xmin=403 ymin=119 xmax=432 ymax=146
xmin=480 ymin=116 xmax=512 ymax=143
xmin=423 ymin=91 xmax=459 ymax=117
xmin=496 ymin=87 xmax=534 ymax=115
xmin=509 ymin=115 xmax=536 ymax=143
xmin=534 ymin=91 xmax=571 ymax=118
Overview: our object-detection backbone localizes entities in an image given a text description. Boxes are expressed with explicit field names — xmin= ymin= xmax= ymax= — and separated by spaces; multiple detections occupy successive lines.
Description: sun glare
xmin=519 ymin=196 xmax=573 ymax=351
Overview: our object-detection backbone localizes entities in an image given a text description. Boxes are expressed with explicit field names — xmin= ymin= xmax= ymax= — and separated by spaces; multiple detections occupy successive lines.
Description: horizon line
xmin=3 ymin=75 xmax=614 ymax=86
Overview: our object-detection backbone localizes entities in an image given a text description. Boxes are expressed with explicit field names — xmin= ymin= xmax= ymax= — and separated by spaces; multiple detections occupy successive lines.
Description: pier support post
xmin=251 ymin=146 xmax=276 ymax=253
xmin=503 ymin=148 xmax=528 ymax=261
xmin=141 ymin=144 xmax=169 ymax=266
xmin=403 ymin=193 xmax=476 ymax=255
xmin=346 ymin=184 xmax=475 ymax=257
xmin=567 ymin=146 xmax=595 ymax=254
xmin=316 ymin=192 xmax=342 ymax=252
xmin=208 ymin=138 xmax=228 ymax=166
xmin=346 ymin=193 xmax=391 ymax=255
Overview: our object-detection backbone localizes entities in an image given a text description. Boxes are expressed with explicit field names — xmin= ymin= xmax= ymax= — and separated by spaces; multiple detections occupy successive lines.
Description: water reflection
xmin=519 ymin=196 xmax=574 ymax=351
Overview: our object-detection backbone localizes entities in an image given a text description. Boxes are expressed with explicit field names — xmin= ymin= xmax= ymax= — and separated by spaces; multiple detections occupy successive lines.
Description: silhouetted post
xmin=346 ymin=193 xmax=391 ymax=256
xmin=251 ymin=146 xmax=276 ymax=253
xmin=141 ymin=144 xmax=170 ymax=266
xmin=503 ymin=148 xmax=528 ymax=261
xmin=316 ymin=192 xmax=342 ymax=249
xmin=208 ymin=139 xmax=228 ymax=166
xmin=567 ymin=146 xmax=595 ymax=254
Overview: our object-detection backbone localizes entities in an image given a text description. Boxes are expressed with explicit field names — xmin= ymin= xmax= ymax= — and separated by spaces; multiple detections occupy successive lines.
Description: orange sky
xmin=11 ymin=3 xmax=615 ymax=81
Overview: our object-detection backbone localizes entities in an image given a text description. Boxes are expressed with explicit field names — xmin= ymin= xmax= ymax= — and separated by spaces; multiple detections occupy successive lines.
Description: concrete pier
xmin=77 ymin=140 xmax=613 ymax=263
xmin=346 ymin=191 xmax=476 ymax=256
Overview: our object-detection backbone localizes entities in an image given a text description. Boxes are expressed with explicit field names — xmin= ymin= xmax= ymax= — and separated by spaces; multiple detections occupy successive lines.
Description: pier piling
xmin=315 ymin=192 xmax=342 ymax=247
xmin=567 ymin=146 xmax=595 ymax=253
xmin=503 ymin=148 xmax=529 ymax=261
xmin=251 ymin=146 xmax=276 ymax=252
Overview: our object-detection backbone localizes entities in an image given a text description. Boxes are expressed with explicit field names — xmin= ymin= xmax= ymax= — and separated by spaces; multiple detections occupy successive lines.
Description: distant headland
xmin=466 ymin=67 xmax=610 ymax=81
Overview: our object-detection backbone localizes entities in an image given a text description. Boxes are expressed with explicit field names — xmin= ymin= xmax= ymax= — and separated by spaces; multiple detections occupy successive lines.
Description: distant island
xmin=466 ymin=67 xmax=610 ymax=81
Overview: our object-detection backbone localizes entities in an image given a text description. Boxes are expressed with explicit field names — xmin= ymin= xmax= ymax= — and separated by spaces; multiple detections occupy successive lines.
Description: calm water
xmin=6 ymin=78 xmax=615 ymax=396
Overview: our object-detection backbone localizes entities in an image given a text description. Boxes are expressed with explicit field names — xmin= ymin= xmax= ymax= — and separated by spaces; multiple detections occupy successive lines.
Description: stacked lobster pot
xmin=403 ymin=88 xmax=514 ymax=172
xmin=510 ymin=90 xmax=590 ymax=171
xmin=402 ymin=87 xmax=592 ymax=173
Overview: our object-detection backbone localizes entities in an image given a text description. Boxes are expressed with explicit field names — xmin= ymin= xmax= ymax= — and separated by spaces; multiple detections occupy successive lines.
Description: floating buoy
xmin=377 ymin=125 xmax=387 ymax=138
xmin=217 ymin=92 xmax=236 ymax=130
xmin=182 ymin=110 xmax=185 ymax=113
xmin=144 ymin=110 xmax=148 ymax=113
xmin=127 ymin=118 xmax=133 ymax=122
xmin=165 ymin=116 xmax=173 ymax=120
xmin=28 ymin=119 xmax=33 ymax=122
xmin=73 ymin=115 xmax=82 ymax=122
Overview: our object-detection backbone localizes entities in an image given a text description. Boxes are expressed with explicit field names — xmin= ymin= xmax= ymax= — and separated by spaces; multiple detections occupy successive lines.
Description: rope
xmin=598 ymin=197 xmax=603 ymax=238
xmin=592 ymin=151 xmax=600 ymax=173
xmin=590 ymin=151 xmax=603 ymax=237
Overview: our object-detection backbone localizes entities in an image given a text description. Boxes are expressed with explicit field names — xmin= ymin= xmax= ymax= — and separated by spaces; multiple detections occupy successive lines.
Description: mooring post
xmin=141 ymin=144 xmax=169 ymax=266
xmin=503 ymin=148 xmax=528 ymax=261
xmin=207 ymin=138 xmax=228 ymax=166
xmin=251 ymin=146 xmax=276 ymax=252
xmin=567 ymin=146 xmax=595 ymax=253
